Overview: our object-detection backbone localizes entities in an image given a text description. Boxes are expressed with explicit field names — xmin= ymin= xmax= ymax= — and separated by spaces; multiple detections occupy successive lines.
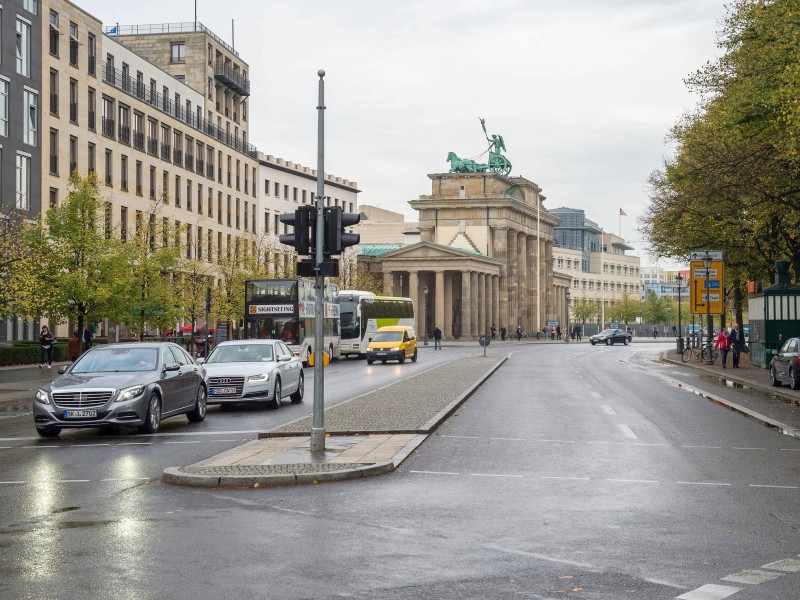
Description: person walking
xmin=576 ymin=323 xmax=582 ymax=341
xmin=81 ymin=325 xmax=93 ymax=352
xmin=68 ymin=329 xmax=81 ymax=362
xmin=39 ymin=325 xmax=55 ymax=368
xmin=715 ymin=327 xmax=732 ymax=368
xmin=652 ymin=326 xmax=658 ymax=339
xmin=516 ymin=325 xmax=523 ymax=341
xmin=729 ymin=323 xmax=746 ymax=368
xmin=556 ymin=324 xmax=562 ymax=341
xmin=490 ymin=323 xmax=497 ymax=340
xmin=500 ymin=326 xmax=507 ymax=341
xmin=433 ymin=325 xmax=442 ymax=350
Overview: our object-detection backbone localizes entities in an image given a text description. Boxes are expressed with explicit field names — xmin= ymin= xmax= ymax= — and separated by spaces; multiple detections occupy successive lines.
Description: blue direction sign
xmin=705 ymin=280 xmax=720 ymax=288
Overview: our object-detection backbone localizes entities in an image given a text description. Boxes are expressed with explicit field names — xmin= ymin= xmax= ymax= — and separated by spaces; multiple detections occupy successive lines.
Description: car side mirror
xmin=58 ymin=366 xmax=67 ymax=374
xmin=163 ymin=363 xmax=181 ymax=372
xmin=196 ymin=357 xmax=205 ymax=365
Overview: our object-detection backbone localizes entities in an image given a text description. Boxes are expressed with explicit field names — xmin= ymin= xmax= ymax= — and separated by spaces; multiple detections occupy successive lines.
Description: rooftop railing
xmin=103 ymin=21 xmax=239 ymax=58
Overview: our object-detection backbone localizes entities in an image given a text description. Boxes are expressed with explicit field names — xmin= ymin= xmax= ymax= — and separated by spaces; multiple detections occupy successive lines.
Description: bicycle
xmin=681 ymin=343 xmax=718 ymax=364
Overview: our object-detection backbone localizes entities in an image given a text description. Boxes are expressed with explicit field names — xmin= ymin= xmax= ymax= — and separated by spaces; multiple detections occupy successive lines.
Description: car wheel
xmin=591 ymin=340 xmax=596 ymax=345
xmin=142 ymin=393 xmax=161 ymax=434
xmin=771 ymin=366 xmax=782 ymax=387
xmin=381 ymin=360 xmax=387 ymax=364
xmin=36 ymin=425 xmax=61 ymax=438
xmin=411 ymin=350 xmax=418 ymax=363
xmin=271 ymin=378 xmax=282 ymax=409
xmin=605 ymin=339 xmax=610 ymax=346
xmin=187 ymin=385 xmax=207 ymax=422
xmin=399 ymin=351 xmax=406 ymax=364
xmin=791 ymin=369 xmax=800 ymax=391
xmin=290 ymin=372 xmax=304 ymax=403
xmin=623 ymin=339 xmax=629 ymax=345
xmin=367 ymin=359 xmax=374 ymax=365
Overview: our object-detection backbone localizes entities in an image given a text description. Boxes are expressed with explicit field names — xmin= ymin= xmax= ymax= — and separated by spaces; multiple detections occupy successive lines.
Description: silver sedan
xmin=199 ymin=339 xmax=304 ymax=409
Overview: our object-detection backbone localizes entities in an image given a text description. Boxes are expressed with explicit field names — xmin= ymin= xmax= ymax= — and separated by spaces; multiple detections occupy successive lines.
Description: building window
xmin=49 ymin=129 xmax=58 ymax=174
xmin=23 ymin=0 xmax=38 ymax=14
xmin=175 ymin=175 xmax=181 ymax=207
xmin=88 ymin=33 xmax=96 ymax=76
xmin=23 ymin=89 xmax=37 ymax=146
xmin=186 ymin=179 xmax=192 ymax=212
xmin=171 ymin=42 xmax=185 ymax=63
xmin=15 ymin=153 xmax=31 ymax=210
xmin=69 ymin=135 xmax=77 ymax=174
xmin=104 ymin=149 xmax=112 ymax=186
xmin=49 ymin=69 xmax=58 ymax=116
xmin=69 ymin=79 xmax=78 ymax=123
xmin=120 ymin=207 xmax=128 ymax=242
xmin=69 ymin=22 xmax=78 ymax=66
xmin=149 ymin=165 xmax=156 ymax=199
xmin=49 ymin=11 xmax=59 ymax=57
xmin=17 ymin=18 xmax=31 ymax=77
xmin=49 ymin=188 xmax=58 ymax=208
xmin=0 ymin=79 xmax=9 ymax=137
xmin=120 ymin=155 xmax=128 ymax=191
xmin=88 ymin=87 xmax=96 ymax=130
xmin=88 ymin=142 xmax=96 ymax=173
xmin=198 ymin=183 xmax=203 ymax=214
xmin=135 ymin=160 xmax=142 ymax=196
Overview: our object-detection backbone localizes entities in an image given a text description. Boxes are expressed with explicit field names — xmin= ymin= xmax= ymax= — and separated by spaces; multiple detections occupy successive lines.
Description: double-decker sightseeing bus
xmin=244 ymin=278 xmax=341 ymax=365
xmin=337 ymin=290 xmax=415 ymax=358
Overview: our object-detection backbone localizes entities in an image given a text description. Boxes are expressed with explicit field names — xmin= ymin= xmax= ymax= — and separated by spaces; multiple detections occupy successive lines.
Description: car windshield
xmin=373 ymin=331 xmax=402 ymax=342
xmin=206 ymin=344 xmax=274 ymax=363
xmin=71 ymin=348 xmax=159 ymax=373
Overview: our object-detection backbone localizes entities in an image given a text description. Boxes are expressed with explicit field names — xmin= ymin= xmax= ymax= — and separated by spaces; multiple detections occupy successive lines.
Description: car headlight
xmin=116 ymin=385 xmax=145 ymax=403
xmin=248 ymin=373 xmax=269 ymax=382
xmin=390 ymin=346 xmax=400 ymax=352
xmin=35 ymin=389 xmax=50 ymax=405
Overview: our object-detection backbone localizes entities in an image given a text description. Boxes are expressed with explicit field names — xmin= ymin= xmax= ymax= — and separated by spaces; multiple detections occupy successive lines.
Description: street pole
xmin=676 ymin=273 xmax=683 ymax=352
xmin=422 ymin=286 xmax=428 ymax=345
xmin=565 ymin=290 xmax=570 ymax=343
xmin=311 ymin=70 xmax=326 ymax=453
xmin=703 ymin=253 xmax=713 ymax=364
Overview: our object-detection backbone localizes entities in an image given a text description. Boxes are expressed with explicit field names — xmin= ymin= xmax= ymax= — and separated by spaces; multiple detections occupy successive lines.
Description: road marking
xmin=675 ymin=584 xmax=743 ymax=599
xmin=781 ymin=448 xmax=800 ymax=452
xmin=601 ymin=404 xmax=616 ymax=414
xmin=683 ymin=445 xmax=721 ymax=449
xmin=117 ymin=442 xmax=153 ymax=446
xmin=762 ymin=558 xmax=800 ymax=572
xmin=489 ymin=437 xmax=526 ymax=441
xmin=440 ymin=435 xmax=479 ymax=439
xmin=541 ymin=476 xmax=590 ymax=481
xmin=731 ymin=447 xmax=766 ymax=451
xmin=677 ymin=481 xmax=731 ymax=487
xmin=749 ymin=484 xmax=800 ymax=489
xmin=471 ymin=473 xmax=524 ymax=479
xmin=69 ymin=444 xmax=110 ymax=447
xmin=0 ymin=446 xmax=11 ymax=449
xmin=722 ymin=569 xmax=784 ymax=584
xmin=591 ymin=392 xmax=603 ymax=399
xmin=617 ymin=424 xmax=638 ymax=439
xmin=635 ymin=443 xmax=668 ymax=446
xmin=587 ymin=441 xmax=625 ymax=445
xmin=0 ymin=481 xmax=25 ymax=484
xmin=537 ymin=439 xmax=575 ymax=443
xmin=102 ymin=478 xmax=150 ymax=482
xmin=409 ymin=470 xmax=459 ymax=476
xmin=210 ymin=439 xmax=241 ymax=442
xmin=163 ymin=440 xmax=203 ymax=444
xmin=487 ymin=544 xmax=598 ymax=568
xmin=37 ymin=479 xmax=90 ymax=483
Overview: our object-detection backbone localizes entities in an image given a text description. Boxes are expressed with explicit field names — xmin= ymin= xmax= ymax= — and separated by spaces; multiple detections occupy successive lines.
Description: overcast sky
xmin=80 ymin=0 xmax=725 ymax=267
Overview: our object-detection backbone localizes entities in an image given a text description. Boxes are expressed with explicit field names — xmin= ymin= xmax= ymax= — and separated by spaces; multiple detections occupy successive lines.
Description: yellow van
xmin=366 ymin=325 xmax=418 ymax=365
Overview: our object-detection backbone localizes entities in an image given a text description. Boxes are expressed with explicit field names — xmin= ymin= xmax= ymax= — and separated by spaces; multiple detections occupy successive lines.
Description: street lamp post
xmin=676 ymin=273 xmax=683 ymax=352
xmin=565 ymin=289 xmax=570 ymax=343
xmin=422 ymin=286 xmax=429 ymax=346
xmin=703 ymin=254 xmax=713 ymax=364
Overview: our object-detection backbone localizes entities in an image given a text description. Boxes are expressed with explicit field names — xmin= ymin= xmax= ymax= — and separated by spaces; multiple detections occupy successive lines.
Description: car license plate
xmin=375 ymin=352 xmax=387 ymax=356
xmin=63 ymin=409 xmax=97 ymax=419
xmin=210 ymin=387 xmax=236 ymax=395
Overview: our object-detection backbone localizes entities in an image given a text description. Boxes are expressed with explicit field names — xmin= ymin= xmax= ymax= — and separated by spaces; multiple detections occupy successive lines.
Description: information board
xmin=690 ymin=260 xmax=724 ymax=315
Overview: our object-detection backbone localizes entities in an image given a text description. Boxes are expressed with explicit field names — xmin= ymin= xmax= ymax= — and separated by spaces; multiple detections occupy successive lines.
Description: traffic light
xmin=278 ymin=206 xmax=315 ymax=255
xmin=323 ymin=206 xmax=361 ymax=255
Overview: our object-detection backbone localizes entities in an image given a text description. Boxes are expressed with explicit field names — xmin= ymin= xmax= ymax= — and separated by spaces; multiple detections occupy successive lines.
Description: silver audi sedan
xmin=33 ymin=342 xmax=207 ymax=437
xmin=199 ymin=339 xmax=304 ymax=409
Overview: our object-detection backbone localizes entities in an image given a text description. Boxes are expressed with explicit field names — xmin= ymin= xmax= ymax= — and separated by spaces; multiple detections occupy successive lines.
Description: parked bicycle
xmin=681 ymin=343 xmax=718 ymax=364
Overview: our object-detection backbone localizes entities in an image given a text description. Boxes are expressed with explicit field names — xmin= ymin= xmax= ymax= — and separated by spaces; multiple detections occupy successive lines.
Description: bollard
xmin=676 ymin=337 xmax=684 ymax=353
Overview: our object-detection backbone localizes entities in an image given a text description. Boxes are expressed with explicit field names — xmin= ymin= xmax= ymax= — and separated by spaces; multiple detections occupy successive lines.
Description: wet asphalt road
xmin=1 ymin=342 xmax=799 ymax=599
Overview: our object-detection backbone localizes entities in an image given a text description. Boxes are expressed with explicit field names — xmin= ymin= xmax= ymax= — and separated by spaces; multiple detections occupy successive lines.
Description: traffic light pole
xmin=311 ymin=70 xmax=326 ymax=454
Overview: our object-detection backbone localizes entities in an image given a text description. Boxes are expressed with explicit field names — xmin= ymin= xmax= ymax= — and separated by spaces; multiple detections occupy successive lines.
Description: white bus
xmin=244 ymin=278 xmax=341 ymax=366
xmin=337 ymin=290 xmax=415 ymax=358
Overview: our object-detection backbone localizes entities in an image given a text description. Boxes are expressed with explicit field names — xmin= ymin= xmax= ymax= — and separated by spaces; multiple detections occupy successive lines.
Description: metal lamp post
xmin=565 ymin=290 xmax=570 ymax=343
xmin=676 ymin=273 xmax=683 ymax=352
xmin=703 ymin=254 xmax=713 ymax=364
xmin=422 ymin=286 xmax=429 ymax=346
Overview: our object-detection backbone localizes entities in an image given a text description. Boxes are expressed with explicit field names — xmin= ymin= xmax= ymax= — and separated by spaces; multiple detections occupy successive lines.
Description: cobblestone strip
xmin=271 ymin=355 xmax=503 ymax=434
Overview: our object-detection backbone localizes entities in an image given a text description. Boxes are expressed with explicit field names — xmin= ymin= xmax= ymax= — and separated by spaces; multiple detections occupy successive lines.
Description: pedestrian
xmin=729 ymin=323 xmax=746 ymax=368
xmin=490 ymin=323 xmax=497 ymax=340
xmin=714 ymin=327 xmax=731 ymax=368
xmin=576 ymin=324 xmax=582 ymax=341
xmin=433 ymin=325 xmax=442 ymax=350
xmin=672 ymin=325 xmax=678 ymax=337
xmin=81 ymin=325 xmax=93 ymax=352
xmin=652 ymin=326 xmax=658 ymax=339
xmin=550 ymin=325 xmax=556 ymax=340
xmin=39 ymin=325 xmax=55 ymax=369
xmin=500 ymin=326 xmax=507 ymax=341
xmin=556 ymin=324 xmax=562 ymax=340
xmin=68 ymin=329 xmax=81 ymax=362
xmin=516 ymin=325 xmax=523 ymax=341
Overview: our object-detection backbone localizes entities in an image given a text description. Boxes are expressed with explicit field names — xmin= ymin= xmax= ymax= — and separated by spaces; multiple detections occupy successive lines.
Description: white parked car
xmin=198 ymin=339 xmax=304 ymax=409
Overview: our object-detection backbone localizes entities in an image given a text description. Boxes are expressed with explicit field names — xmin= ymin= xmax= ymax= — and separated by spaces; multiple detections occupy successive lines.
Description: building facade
xmin=1 ymin=0 xmax=43 ymax=340
xmin=359 ymin=171 xmax=568 ymax=339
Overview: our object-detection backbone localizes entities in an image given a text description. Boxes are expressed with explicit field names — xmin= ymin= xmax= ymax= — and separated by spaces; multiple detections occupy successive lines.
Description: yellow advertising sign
xmin=689 ymin=260 xmax=724 ymax=315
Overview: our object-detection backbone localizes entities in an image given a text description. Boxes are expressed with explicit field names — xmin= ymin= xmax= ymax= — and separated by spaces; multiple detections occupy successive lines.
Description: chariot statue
xmin=446 ymin=118 xmax=512 ymax=176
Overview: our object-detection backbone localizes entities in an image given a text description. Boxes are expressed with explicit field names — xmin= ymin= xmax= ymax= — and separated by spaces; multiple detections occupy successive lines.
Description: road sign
xmin=689 ymin=250 xmax=723 ymax=261
xmin=690 ymin=259 xmax=724 ymax=315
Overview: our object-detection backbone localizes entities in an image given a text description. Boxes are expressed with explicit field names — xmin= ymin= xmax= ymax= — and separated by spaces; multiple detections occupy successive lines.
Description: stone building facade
xmin=360 ymin=171 xmax=570 ymax=339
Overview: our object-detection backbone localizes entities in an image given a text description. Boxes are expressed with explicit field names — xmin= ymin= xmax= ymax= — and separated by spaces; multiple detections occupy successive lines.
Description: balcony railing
xmin=160 ymin=144 xmax=171 ymax=161
xmin=214 ymin=60 xmax=250 ymax=96
xmin=185 ymin=154 xmax=194 ymax=171
xmin=196 ymin=158 xmax=205 ymax=175
xmin=102 ymin=117 xmax=115 ymax=139
xmin=133 ymin=131 xmax=144 ymax=150
xmin=147 ymin=137 xmax=158 ymax=156
xmin=70 ymin=102 xmax=77 ymax=123
xmin=102 ymin=61 xmax=258 ymax=158
xmin=102 ymin=21 xmax=240 ymax=58
xmin=88 ymin=110 xmax=96 ymax=130
xmin=50 ymin=94 xmax=58 ymax=115
xmin=119 ymin=125 xmax=131 ymax=145
xmin=173 ymin=148 xmax=183 ymax=166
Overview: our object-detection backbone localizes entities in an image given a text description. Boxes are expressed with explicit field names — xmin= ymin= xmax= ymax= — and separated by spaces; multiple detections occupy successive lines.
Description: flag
xmin=108 ymin=25 xmax=117 ymax=34
xmin=619 ymin=208 xmax=627 ymax=217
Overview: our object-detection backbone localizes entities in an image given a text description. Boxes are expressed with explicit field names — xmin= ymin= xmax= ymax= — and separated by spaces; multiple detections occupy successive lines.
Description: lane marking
xmin=471 ymin=473 xmax=524 ymax=479
xmin=722 ymin=569 xmax=784 ymax=584
xmin=117 ymin=442 xmax=153 ymax=446
xmin=587 ymin=441 xmax=625 ymax=445
xmin=731 ymin=447 xmax=766 ymax=451
xmin=635 ymin=443 xmax=668 ymax=446
xmin=617 ymin=424 xmax=638 ymax=439
xmin=601 ymin=404 xmax=616 ymax=415
xmin=38 ymin=479 xmax=90 ymax=483
xmin=101 ymin=478 xmax=150 ymax=482
xmin=749 ymin=484 xmax=800 ymax=489
xmin=0 ymin=481 xmax=25 ymax=484
xmin=675 ymin=584 xmax=743 ymax=599
xmin=605 ymin=478 xmax=659 ymax=484
xmin=762 ymin=557 xmax=800 ymax=572
xmin=591 ymin=392 xmax=603 ymax=399
xmin=69 ymin=444 xmax=110 ymax=447
xmin=541 ymin=476 xmax=590 ymax=481
xmin=683 ymin=445 xmax=721 ymax=449
xmin=487 ymin=544 xmax=598 ymax=569
xmin=537 ymin=439 xmax=575 ymax=444
xmin=163 ymin=441 xmax=203 ymax=444
xmin=409 ymin=470 xmax=459 ymax=476
xmin=489 ymin=437 xmax=526 ymax=441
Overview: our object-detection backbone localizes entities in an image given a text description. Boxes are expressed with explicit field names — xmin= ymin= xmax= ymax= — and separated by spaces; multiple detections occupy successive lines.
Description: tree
xmin=0 ymin=210 xmax=34 ymax=319
xmin=332 ymin=252 xmax=382 ymax=294
xmin=18 ymin=173 xmax=128 ymax=335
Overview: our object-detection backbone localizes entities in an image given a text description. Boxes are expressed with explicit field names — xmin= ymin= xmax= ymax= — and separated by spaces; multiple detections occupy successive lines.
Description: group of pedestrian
xmin=715 ymin=322 xmax=746 ymax=368
xmin=39 ymin=324 xmax=94 ymax=368
xmin=570 ymin=324 xmax=582 ymax=341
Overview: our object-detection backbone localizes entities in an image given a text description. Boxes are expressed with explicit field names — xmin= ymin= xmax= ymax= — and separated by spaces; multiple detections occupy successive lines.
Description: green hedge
xmin=0 ymin=341 xmax=70 ymax=367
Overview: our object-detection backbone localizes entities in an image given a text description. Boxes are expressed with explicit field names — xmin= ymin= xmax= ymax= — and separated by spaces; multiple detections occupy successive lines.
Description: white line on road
xmin=541 ymin=476 xmax=590 ymax=481
xmin=471 ymin=473 xmax=524 ymax=479
xmin=683 ymin=445 xmax=722 ymax=449
xmin=591 ymin=392 xmax=603 ymax=399
xmin=163 ymin=440 xmax=204 ymax=444
xmin=635 ymin=443 xmax=669 ymax=446
xmin=489 ymin=437 xmax=526 ymax=441
xmin=675 ymin=583 xmax=743 ymax=599
xmin=102 ymin=478 xmax=150 ymax=482
xmin=749 ymin=484 xmax=800 ymax=489
xmin=601 ymin=404 xmax=616 ymax=415
xmin=537 ymin=439 xmax=575 ymax=444
xmin=440 ymin=435 xmax=479 ymax=439
xmin=0 ymin=481 xmax=25 ymax=484
xmin=731 ymin=447 xmax=766 ymax=451
xmin=677 ymin=481 xmax=731 ymax=486
xmin=69 ymin=444 xmax=110 ymax=447
xmin=409 ymin=470 xmax=460 ymax=476
xmin=37 ymin=479 xmax=90 ymax=483
xmin=117 ymin=442 xmax=153 ymax=446
xmin=617 ymin=424 xmax=638 ymax=439
xmin=605 ymin=478 xmax=659 ymax=484
xmin=587 ymin=441 xmax=625 ymax=445
xmin=210 ymin=439 xmax=241 ymax=442
xmin=487 ymin=544 xmax=599 ymax=569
